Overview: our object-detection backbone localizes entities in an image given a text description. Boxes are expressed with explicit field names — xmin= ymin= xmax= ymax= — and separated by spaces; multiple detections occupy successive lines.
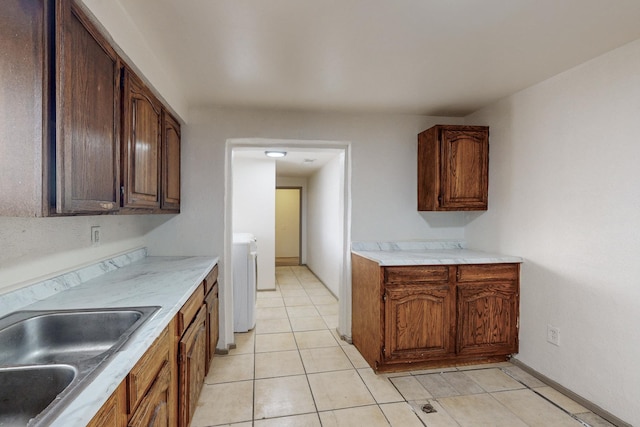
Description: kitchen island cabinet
xmin=352 ymin=248 xmax=520 ymax=372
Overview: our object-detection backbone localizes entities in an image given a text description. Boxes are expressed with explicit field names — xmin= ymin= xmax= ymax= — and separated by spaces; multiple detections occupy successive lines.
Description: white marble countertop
xmin=0 ymin=253 xmax=217 ymax=427
xmin=351 ymin=241 xmax=522 ymax=266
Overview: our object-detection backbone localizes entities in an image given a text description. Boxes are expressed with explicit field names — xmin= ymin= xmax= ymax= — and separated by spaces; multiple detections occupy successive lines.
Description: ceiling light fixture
xmin=265 ymin=150 xmax=287 ymax=158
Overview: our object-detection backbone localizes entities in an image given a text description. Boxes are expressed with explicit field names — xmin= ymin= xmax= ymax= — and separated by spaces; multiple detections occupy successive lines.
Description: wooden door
xmin=178 ymin=307 xmax=207 ymax=427
xmin=87 ymin=382 xmax=126 ymax=427
xmin=161 ymin=111 xmax=181 ymax=211
xmin=0 ymin=0 xmax=50 ymax=216
xmin=275 ymin=188 xmax=301 ymax=265
xmin=440 ymin=127 xmax=488 ymax=210
xmin=122 ymin=68 xmax=161 ymax=209
xmin=204 ymin=284 xmax=219 ymax=374
xmin=128 ymin=362 xmax=171 ymax=427
xmin=384 ymin=282 xmax=455 ymax=363
xmin=456 ymin=264 xmax=519 ymax=356
xmin=55 ymin=0 xmax=120 ymax=214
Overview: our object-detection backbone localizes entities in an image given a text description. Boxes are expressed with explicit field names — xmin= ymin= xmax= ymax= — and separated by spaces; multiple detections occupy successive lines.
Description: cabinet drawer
xmin=204 ymin=265 xmax=218 ymax=295
xmin=384 ymin=266 xmax=449 ymax=284
xmin=127 ymin=327 xmax=169 ymax=414
xmin=456 ymin=264 xmax=519 ymax=282
xmin=177 ymin=285 xmax=205 ymax=336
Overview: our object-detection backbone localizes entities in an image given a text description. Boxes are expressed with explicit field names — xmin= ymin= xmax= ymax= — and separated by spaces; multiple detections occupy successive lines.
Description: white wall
xmin=0 ymin=215 xmax=171 ymax=293
xmin=464 ymin=38 xmax=640 ymax=425
xmin=306 ymin=154 xmax=345 ymax=296
xmin=81 ymin=0 xmax=188 ymax=120
xmin=146 ymin=108 xmax=467 ymax=348
xmin=232 ymin=156 xmax=276 ymax=290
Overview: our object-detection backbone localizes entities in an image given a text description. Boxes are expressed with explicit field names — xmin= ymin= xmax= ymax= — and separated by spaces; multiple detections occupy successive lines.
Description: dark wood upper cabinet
xmin=161 ymin=111 xmax=181 ymax=212
xmin=1 ymin=0 xmax=180 ymax=217
xmin=55 ymin=0 xmax=121 ymax=214
xmin=418 ymin=125 xmax=489 ymax=211
xmin=121 ymin=68 xmax=162 ymax=210
xmin=0 ymin=0 xmax=50 ymax=217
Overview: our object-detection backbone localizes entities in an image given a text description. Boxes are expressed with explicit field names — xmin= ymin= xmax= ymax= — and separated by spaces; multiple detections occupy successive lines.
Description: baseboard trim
xmin=510 ymin=358 xmax=630 ymax=427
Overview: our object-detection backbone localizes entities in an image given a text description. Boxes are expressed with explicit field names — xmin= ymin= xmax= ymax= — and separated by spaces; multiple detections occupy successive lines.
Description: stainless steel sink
xmin=0 ymin=309 xmax=149 ymax=365
xmin=0 ymin=365 xmax=77 ymax=426
xmin=0 ymin=306 xmax=159 ymax=426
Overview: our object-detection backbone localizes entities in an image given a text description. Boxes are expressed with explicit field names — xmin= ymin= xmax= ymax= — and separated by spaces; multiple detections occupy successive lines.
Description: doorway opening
xmin=223 ymin=138 xmax=352 ymax=352
xmin=275 ymin=187 xmax=302 ymax=266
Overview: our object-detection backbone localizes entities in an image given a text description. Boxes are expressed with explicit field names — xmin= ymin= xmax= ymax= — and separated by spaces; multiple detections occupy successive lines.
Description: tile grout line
xmin=499 ymin=367 xmax=593 ymax=427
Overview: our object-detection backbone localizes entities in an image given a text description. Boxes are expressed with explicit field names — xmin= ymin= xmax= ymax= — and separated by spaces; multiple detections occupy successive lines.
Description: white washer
xmin=232 ymin=233 xmax=257 ymax=332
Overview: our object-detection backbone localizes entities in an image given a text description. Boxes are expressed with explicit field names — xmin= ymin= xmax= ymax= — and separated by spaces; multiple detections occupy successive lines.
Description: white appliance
xmin=232 ymin=233 xmax=258 ymax=332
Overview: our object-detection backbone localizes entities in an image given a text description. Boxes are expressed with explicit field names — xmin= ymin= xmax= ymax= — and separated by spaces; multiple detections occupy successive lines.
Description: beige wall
xmin=275 ymin=189 xmax=301 ymax=258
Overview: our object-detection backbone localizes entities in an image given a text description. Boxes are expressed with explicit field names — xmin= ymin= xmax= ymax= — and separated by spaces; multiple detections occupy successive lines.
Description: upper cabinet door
xmin=0 ymin=0 xmax=49 ymax=217
xmin=440 ymin=127 xmax=488 ymax=209
xmin=55 ymin=0 xmax=120 ymax=214
xmin=121 ymin=68 xmax=162 ymax=209
xmin=161 ymin=111 xmax=181 ymax=211
xmin=418 ymin=125 xmax=489 ymax=211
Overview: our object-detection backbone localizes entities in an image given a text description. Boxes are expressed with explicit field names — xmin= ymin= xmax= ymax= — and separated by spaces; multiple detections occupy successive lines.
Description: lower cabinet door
xmin=178 ymin=306 xmax=207 ymax=427
xmin=128 ymin=361 xmax=171 ymax=427
xmin=384 ymin=283 xmax=455 ymax=363
xmin=204 ymin=285 xmax=219 ymax=374
xmin=87 ymin=382 xmax=126 ymax=427
xmin=456 ymin=282 xmax=519 ymax=356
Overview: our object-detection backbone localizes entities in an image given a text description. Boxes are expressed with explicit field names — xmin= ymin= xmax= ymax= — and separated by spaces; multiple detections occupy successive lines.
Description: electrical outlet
xmin=547 ymin=324 xmax=560 ymax=346
xmin=91 ymin=226 xmax=101 ymax=246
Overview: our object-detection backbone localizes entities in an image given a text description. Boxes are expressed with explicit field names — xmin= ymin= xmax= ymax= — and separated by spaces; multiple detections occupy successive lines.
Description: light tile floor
xmin=191 ymin=266 xmax=616 ymax=427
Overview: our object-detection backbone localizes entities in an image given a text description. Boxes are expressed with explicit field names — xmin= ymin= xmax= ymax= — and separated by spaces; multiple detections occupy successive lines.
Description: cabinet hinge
xmin=381 ymin=346 xmax=385 ymax=355
xmin=178 ymin=353 xmax=184 ymax=364
xmin=383 ymin=293 xmax=387 ymax=302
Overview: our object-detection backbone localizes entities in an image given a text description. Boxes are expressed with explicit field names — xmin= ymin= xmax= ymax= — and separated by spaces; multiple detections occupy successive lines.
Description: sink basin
xmin=0 ymin=309 xmax=149 ymax=365
xmin=0 ymin=365 xmax=77 ymax=426
xmin=0 ymin=306 xmax=159 ymax=426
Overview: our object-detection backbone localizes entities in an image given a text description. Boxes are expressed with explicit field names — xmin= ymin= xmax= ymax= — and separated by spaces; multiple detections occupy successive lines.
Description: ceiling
xmin=117 ymin=0 xmax=640 ymax=117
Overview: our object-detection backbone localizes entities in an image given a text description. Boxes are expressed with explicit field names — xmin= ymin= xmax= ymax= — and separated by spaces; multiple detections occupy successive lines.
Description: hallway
xmin=190 ymin=266 xmax=613 ymax=426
